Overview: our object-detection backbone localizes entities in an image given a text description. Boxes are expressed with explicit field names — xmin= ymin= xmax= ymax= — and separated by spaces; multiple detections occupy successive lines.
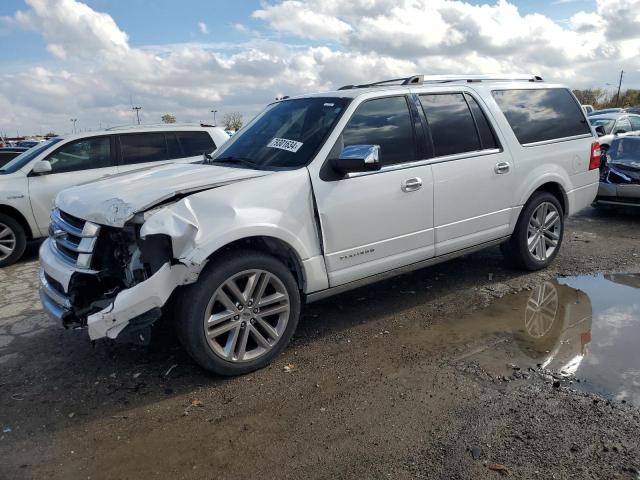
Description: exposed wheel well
xmin=533 ymin=183 xmax=567 ymax=216
xmin=207 ymin=236 xmax=305 ymax=291
xmin=0 ymin=205 xmax=33 ymax=239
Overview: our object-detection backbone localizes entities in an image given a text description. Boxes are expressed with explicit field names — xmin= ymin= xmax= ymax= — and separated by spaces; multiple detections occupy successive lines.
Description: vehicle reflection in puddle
xmin=454 ymin=274 xmax=640 ymax=405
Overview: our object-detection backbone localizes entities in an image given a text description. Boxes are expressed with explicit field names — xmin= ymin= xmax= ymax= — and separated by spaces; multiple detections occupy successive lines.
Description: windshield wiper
xmin=211 ymin=156 xmax=260 ymax=169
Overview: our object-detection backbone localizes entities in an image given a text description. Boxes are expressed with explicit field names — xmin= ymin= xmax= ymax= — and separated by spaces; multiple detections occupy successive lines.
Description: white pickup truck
xmin=0 ymin=125 xmax=229 ymax=266
xmin=39 ymin=74 xmax=600 ymax=376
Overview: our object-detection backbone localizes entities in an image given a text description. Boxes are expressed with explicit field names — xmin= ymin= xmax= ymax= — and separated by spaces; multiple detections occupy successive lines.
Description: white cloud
xmin=198 ymin=21 xmax=208 ymax=34
xmin=2 ymin=0 xmax=640 ymax=135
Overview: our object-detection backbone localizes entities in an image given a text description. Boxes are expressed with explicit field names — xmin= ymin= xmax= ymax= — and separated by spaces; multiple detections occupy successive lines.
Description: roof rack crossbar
xmin=337 ymin=73 xmax=543 ymax=90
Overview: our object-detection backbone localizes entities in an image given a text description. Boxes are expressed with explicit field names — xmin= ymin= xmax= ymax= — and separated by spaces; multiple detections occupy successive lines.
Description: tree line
xmin=573 ymin=88 xmax=640 ymax=108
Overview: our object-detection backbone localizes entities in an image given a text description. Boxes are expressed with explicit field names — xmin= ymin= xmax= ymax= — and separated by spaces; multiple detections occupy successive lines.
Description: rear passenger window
xmin=492 ymin=88 xmax=590 ymax=145
xmin=165 ymin=133 xmax=184 ymax=159
xmin=340 ymin=96 xmax=416 ymax=166
xmin=419 ymin=93 xmax=480 ymax=157
xmin=176 ymin=132 xmax=216 ymax=157
xmin=465 ymin=94 xmax=499 ymax=150
xmin=120 ymin=133 xmax=168 ymax=165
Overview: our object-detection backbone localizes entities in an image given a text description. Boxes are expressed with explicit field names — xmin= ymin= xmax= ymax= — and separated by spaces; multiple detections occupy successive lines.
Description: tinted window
xmin=0 ymin=151 xmax=22 ymax=167
xmin=492 ymin=88 xmax=590 ymax=144
xmin=46 ymin=137 xmax=111 ymax=173
xmin=465 ymin=94 xmax=499 ymax=150
xmin=177 ymin=131 xmax=215 ymax=157
xmin=120 ymin=133 xmax=167 ymax=165
xmin=212 ymin=97 xmax=348 ymax=170
xmin=609 ymin=138 xmax=640 ymax=164
xmin=629 ymin=116 xmax=640 ymax=131
xmin=615 ymin=118 xmax=632 ymax=133
xmin=0 ymin=138 xmax=64 ymax=174
xmin=589 ymin=117 xmax=616 ymax=134
xmin=419 ymin=93 xmax=480 ymax=157
xmin=340 ymin=96 xmax=416 ymax=166
xmin=165 ymin=133 xmax=183 ymax=159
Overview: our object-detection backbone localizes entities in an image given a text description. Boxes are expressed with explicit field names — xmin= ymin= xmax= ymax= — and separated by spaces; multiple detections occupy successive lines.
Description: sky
xmin=0 ymin=0 xmax=638 ymax=136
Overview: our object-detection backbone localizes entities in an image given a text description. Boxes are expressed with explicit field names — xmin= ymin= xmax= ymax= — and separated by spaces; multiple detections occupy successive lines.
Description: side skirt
xmin=305 ymin=236 xmax=509 ymax=303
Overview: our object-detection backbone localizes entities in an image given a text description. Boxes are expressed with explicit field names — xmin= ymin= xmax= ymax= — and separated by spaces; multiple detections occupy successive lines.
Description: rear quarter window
xmin=492 ymin=88 xmax=590 ymax=145
xmin=176 ymin=131 xmax=216 ymax=157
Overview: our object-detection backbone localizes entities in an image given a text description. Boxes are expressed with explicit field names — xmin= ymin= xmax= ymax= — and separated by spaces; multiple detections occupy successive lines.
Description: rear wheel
xmin=0 ymin=213 xmax=27 ymax=268
xmin=176 ymin=250 xmax=300 ymax=376
xmin=502 ymin=192 xmax=564 ymax=271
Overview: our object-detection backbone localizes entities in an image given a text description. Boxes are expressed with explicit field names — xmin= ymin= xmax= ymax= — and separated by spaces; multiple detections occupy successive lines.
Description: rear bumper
xmin=567 ymin=182 xmax=599 ymax=215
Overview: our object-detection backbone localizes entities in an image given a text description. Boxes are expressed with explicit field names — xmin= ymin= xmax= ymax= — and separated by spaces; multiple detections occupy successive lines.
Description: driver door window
xmin=45 ymin=137 xmax=111 ymax=173
xmin=615 ymin=118 xmax=632 ymax=134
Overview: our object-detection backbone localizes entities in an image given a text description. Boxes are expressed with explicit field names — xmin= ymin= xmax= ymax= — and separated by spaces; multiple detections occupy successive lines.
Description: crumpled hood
xmin=56 ymin=162 xmax=271 ymax=227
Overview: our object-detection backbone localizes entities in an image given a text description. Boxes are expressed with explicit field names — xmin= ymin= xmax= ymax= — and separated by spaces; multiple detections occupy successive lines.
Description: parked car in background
xmin=595 ymin=135 xmax=640 ymax=207
xmin=582 ymin=104 xmax=594 ymax=115
xmin=0 ymin=147 xmax=28 ymax=168
xmin=625 ymin=106 xmax=640 ymax=115
xmin=38 ymin=74 xmax=599 ymax=376
xmin=0 ymin=124 xmax=229 ymax=266
xmin=588 ymin=112 xmax=640 ymax=150
xmin=588 ymin=108 xmax=624 ymax=116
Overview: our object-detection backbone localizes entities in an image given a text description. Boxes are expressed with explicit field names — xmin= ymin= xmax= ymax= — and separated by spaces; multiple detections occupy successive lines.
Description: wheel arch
xmin=0 ymin=204 xmax=34 ymax=239
xmin=202 ymin=236 xmax=307 ymax=292
xmin=520 ymin=178 xmax=569 ymax=218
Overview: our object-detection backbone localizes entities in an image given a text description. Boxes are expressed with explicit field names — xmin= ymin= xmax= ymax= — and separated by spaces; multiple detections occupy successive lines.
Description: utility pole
xmin=211 ymin=109 xmax=218 ymax=126
xmin=615 ymin=70 xmax=624 ymax=107
xmin=70 ymin=118 xmax=77 ymax=134
xmin=132 ymin=106 xmax=142 ymax=125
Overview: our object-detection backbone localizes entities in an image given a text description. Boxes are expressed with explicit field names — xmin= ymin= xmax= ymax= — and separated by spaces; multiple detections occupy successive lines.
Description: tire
xmin=502 ymin=192 xmax=564 ymax=271
xmin=175 ymin=249 xmax=301 ymax=376
xmin=0 ymin=213 xmax=27 ymax=268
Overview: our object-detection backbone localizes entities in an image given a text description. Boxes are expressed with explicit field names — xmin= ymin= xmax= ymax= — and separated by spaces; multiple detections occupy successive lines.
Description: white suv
xmin=39 ymin=74 xmax=600 ymax=376
xmin=0 ymin=124 xmax=229 ymax=266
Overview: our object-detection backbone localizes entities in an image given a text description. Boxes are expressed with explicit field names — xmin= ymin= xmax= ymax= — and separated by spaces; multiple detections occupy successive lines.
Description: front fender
xmin=140 ymin=168 xmax=322 ymax=272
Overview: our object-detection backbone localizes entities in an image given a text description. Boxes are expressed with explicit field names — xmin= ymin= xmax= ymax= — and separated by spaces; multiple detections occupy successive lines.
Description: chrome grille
xmin=49 ymin=208 xmax=101 ymax=269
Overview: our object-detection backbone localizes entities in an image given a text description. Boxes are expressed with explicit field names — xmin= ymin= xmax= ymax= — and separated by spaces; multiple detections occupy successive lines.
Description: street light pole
xmin=70 ymin=118 xmax=78 ymax=134
xmin=615 ymin=70 xmax=624 ymax=107
xmin=132 ymin=106 xmax=142 ymax=125
xmin=211 ymin=109 xmax=218 ymax=126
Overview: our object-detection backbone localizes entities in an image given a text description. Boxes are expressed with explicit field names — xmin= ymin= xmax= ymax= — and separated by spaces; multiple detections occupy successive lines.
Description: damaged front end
xmin=39 ymin=206 xmax=197 ymax=343
xmin=597 ymin=137 xmax=640 ymax=205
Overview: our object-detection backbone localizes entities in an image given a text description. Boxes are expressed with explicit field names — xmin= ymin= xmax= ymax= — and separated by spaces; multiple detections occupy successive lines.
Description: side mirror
xmin=595 ymin=126 xmax=606 ymax=137
xmin=31 ymin=160 xmax=52 ymax=174
xmin=331 ymin=145 xmax=381 ymax=174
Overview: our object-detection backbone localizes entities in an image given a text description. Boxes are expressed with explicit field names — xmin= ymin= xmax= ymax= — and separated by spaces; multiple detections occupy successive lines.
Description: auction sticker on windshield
xmin=267 ymin=138 xmax=303 ymax=153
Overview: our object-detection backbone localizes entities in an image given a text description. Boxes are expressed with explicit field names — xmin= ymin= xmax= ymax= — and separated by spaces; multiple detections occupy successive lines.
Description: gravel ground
xmin=0 ymin=206 xmax=639 ymax=480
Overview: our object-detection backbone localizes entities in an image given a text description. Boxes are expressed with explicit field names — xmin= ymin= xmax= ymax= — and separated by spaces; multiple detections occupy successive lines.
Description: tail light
xmin=589 ymin=142 xmax=601 ymax=170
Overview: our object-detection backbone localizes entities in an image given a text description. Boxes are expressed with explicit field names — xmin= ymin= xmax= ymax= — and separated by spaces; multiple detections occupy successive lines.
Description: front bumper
xmin=39 ymin=238 xmax=188 ymax=340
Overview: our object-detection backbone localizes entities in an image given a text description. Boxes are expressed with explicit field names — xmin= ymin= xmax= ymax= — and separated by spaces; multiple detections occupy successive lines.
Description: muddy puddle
xmin=442 ymin=273 xmax=640 ymax=404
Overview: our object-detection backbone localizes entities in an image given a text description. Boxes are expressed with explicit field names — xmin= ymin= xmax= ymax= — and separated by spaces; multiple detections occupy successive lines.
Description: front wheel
xmin=176 ymin=250 xmax=301 ymax=376
xmin=0 ymin=213 xmax=27 ymax=268
xmin=502 ymin=192 xmax=564 ymax=271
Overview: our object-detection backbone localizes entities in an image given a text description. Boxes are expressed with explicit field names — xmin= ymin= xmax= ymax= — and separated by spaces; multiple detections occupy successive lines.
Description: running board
xmin=305 ymin=237 xmax=509 ymax=303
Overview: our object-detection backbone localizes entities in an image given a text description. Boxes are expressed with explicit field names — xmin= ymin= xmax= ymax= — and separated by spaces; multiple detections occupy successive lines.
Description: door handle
xmin=401 ymin=177 xmax=422 ymax=192
xmin=494 ymin=162 xmax=511 ymax=174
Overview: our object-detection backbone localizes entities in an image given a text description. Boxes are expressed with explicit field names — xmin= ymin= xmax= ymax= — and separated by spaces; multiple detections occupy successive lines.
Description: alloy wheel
xmin=203 ymin=269 xmax=290 ymax=362
xmin=527 ymin=202 xmax=561 ymax=261
xmin=0 ymin=222 xmax=17 ymax=261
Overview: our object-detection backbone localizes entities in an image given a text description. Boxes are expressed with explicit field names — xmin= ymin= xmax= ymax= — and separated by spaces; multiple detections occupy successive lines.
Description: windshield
xmin=210 ymin=97 xmax=350 ymax=169
xmin=0 ymin=137 xmax=63 ymax=174
xmin=589 ymin=117 xmax=615 ymax=134
xmin=609 ymin=138 xmax=640 ymax=168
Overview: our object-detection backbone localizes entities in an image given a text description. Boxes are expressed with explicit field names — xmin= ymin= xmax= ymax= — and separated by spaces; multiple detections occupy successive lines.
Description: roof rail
xmin=337 ymin=73 xmax=543 ymax=90
xmin=104 ymin=123 xmax=215 ymax=131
